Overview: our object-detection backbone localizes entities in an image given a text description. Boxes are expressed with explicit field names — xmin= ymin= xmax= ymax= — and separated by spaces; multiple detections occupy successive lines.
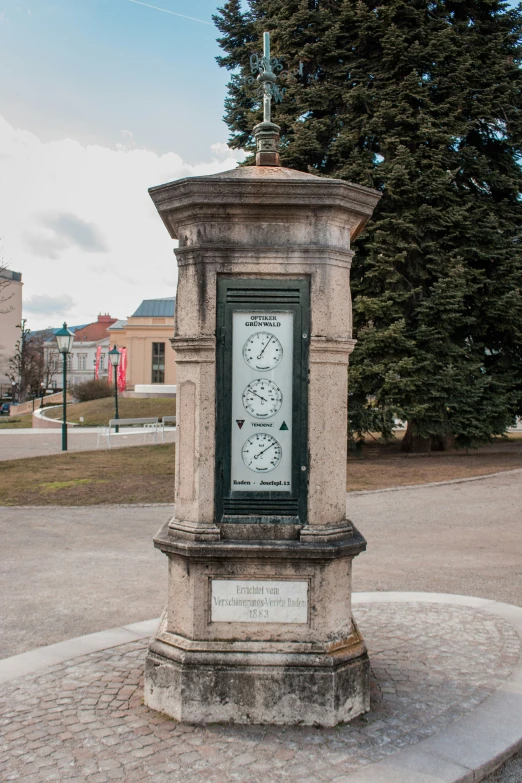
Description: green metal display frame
xmin=215 ymin=278 xmax=310 ymax=527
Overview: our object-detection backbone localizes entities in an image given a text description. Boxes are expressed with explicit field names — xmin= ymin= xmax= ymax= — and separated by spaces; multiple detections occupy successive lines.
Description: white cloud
xmin=210 ymin=142 xmax=245 ymax=162
xmin=0 ymin=115 xmax=245 ymax=329
xmin=25 ymin=211 xmax=109 ymax=259
xmin=24 ymin=293 xmax=75 ymax=318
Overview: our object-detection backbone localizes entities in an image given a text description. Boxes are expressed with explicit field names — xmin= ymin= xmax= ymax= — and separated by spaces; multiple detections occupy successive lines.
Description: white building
xmin=44 ymin=315 xmax=118 ymax=388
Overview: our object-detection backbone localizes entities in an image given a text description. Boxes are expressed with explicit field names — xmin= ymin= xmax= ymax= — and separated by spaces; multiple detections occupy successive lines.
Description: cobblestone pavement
xmin=0 ymin=603 xmax=520 ymax=783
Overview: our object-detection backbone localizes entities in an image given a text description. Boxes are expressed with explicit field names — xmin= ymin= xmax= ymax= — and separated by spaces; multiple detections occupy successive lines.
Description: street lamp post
xmin=108 ymin=346 xmax=121 ymax=434
xmin=55 ymin=323 xmax=74 ymax=452
xmin=40 ymin=382 xmax=45 ymax=409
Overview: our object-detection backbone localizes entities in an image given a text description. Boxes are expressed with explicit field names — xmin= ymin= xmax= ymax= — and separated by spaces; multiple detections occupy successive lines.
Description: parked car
xmin=0 ymin=403 xmax=11 ymax=415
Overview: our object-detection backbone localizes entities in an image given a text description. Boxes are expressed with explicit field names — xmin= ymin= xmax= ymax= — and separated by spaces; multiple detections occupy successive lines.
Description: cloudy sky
xmin=0 ymin=1 xmax=245 ymax=330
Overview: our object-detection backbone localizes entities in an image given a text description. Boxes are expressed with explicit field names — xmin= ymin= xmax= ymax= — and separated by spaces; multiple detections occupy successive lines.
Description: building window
xmin=66 ymin=355 xmax=73 ymax=371
xmin=78 ymin=353 xmax=87 ymax=370
xmin=152 ymin=342 xmax=165 ymax=384
xmin=100 ymin=354 xmax=105 ymax=371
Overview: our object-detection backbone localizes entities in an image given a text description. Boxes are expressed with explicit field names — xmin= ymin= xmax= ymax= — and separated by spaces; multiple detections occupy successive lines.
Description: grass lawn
xmin=0 ymin=444 xmax=175 ymax=506
xmin=0 ymin=434 xmax=520 ymax=506
xmin=43 ymin=397 xmax=176 ymax=427
xmin=346 ymin=434 xmax=522 ymax=491
xmin=0 ymin=413 xmax=35 ymax=429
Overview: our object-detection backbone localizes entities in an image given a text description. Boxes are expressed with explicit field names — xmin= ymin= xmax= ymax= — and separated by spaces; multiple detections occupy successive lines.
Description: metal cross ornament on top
xmin=245 ymin=32 xmax=303 ymax=123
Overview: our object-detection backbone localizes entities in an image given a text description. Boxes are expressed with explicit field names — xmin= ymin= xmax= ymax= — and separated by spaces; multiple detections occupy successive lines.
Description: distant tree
xmin=0 ymin=239 xmax=14 ymax=315
xmin=6 ymin=326 xmax=58 ymax=402
xmin=215 ymin=0 xmax=522 ymax=450
xmin=40 ymin=332 xmax=60 ymax=389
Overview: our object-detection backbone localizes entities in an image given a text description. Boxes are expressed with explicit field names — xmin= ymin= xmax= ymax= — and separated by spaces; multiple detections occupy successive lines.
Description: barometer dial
xmin=243 ymin=332 xmax=283 ymax=371
xmin=241 ymin=433 xmax=282 ymax=473
xmin=242 ymin=379 xmax=282 ymax=419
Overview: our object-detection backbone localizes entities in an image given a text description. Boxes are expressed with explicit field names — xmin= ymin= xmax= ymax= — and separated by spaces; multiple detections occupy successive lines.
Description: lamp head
xmin=55 ymin=323 xmax=74 ymax=355
xmin=109 ymin=345 xmax=121 ymax=368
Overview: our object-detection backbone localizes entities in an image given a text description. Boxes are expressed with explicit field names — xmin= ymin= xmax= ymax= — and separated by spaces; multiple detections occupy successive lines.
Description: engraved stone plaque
xmin=211 ymin=579 xmax=308 ymax=623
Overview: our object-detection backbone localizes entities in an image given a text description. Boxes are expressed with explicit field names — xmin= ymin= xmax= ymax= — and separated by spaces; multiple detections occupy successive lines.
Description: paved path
xmin=0 ymin=428 xmax=176 ymax=461
xmin=349 ymin=470 xmax=522 ymax=608
xmin=0 ymin=506 xmax=170 ymax=659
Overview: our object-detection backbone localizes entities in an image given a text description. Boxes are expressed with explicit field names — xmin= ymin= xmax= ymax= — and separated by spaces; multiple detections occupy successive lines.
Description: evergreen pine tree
xmin=215 ymin=0 xmax=522 ymax=450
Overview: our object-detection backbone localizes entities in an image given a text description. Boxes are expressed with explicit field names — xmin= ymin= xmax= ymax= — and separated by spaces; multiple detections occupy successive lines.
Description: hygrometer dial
xmin=241 ymin=433 xmax=282 ymax=473
xmin=243 ymin=332 xmax=283 ymax=371
xmin=242 ymin=379 xmax=282 ymax=419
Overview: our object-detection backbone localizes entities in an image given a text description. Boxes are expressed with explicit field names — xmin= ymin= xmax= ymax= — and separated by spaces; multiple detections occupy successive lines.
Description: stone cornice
xmin=174 ymin=246 xmax=353 ymax=269
xmin=149 ymin=167 xmax=381 ymax=243
xmin=170 ymin=336 xmax=215 ymax=362
xmin=309 ymin=337 xmax=357 ymax=364
xmin=153 ymin=520 xmax=367 ymax=561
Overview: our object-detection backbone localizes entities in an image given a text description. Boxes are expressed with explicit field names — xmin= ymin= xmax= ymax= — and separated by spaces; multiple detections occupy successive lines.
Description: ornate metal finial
xmin=251 ymin=32 xmax=286 ymax=124
xmin=243 ymin=32 xmax=304 ymax=166
xmin=252 ymin=32 xmax=283 ymax=166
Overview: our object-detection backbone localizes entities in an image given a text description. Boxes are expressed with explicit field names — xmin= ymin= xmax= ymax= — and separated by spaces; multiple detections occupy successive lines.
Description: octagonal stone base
xmin=145 ymin=619 xmax=369 ymax=726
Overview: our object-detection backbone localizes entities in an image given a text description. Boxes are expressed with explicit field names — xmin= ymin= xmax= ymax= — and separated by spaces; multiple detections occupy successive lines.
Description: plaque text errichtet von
xmin=211 ymin=579 xmax=308 ymax=623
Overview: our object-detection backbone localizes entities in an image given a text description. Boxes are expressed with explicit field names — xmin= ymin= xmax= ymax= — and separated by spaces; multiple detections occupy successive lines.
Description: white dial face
xmin=243 ymin=332 xmax=283 ymax=372
xmin=242 ymin=433 xmax=282 ymax=473
xmin=242 ymin=379 xmax=283 ymax=419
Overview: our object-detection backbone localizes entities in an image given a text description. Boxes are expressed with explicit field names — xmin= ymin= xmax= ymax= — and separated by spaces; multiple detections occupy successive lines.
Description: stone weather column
xmin=144 ymin=127 xmax=380 ymax=724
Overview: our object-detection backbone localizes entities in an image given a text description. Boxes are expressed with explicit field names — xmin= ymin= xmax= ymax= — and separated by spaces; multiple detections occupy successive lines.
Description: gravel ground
xmin=485 ymin=751 xmax=522 ymax=782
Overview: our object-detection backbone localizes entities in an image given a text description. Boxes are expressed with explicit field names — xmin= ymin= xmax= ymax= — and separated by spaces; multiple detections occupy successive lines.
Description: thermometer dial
xmin=242 ymin=379 xmax=282 ymax=419
xmin=241 ymin=433 xmax=282 ymax=472
xmin=243 ymin=332 xmax=283 ymax=371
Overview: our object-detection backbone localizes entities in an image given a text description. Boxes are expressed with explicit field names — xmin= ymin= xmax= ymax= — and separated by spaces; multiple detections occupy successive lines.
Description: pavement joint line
xmin=1 ymin=593 xmax=522 ymax=783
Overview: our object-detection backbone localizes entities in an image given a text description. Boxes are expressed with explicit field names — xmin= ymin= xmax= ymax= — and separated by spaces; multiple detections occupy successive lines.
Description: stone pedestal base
xmin=145 ymin=619 xmax=369 ymax=726
xmin=144 ymin=521 xmax=369 ymax=726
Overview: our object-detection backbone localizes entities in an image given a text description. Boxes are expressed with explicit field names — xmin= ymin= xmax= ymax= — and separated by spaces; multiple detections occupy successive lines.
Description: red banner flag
xmin=94 ymin=345 xmax=102 ymax=380
xmin=117 ymin=347 xmax=127 ymax=392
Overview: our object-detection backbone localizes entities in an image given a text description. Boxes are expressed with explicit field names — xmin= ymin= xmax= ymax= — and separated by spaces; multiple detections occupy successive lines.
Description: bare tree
xmin=5 ymin=324 xmax=58 ymax=403
xmin=0 ymin=239 xmax=14 ymax=315
xmin=40 ymin=330 xmax=60 ymax=389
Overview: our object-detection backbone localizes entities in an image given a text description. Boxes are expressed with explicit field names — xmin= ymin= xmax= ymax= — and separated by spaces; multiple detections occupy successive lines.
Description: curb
xmin=0 ymin=618 xmax=160 ymax=685
xmin=0 ymin=593 xmax=521 ymax=783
